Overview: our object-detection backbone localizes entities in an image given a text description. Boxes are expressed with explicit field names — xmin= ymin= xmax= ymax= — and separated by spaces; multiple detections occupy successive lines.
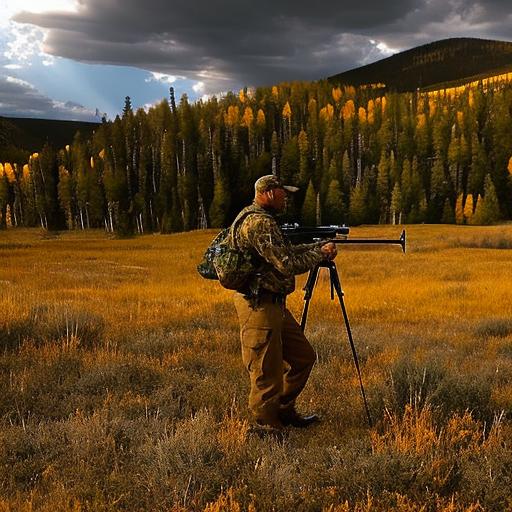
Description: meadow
xmin=1 ymin=225 xmax=512 ymax=511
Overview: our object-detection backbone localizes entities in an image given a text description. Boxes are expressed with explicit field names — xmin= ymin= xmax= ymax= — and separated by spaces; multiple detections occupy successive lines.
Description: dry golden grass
xmin=1 ymin=224 xmax=512 ymax=511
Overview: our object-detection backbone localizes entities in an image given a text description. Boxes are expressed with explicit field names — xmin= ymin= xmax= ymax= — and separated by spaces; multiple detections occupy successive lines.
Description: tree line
xmin=1 ymin=76 xmax=512 ymax=234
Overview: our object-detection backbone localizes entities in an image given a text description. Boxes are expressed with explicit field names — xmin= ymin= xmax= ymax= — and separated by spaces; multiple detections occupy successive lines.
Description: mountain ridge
xmin=328 ymin=37 xmax=512 ymax=91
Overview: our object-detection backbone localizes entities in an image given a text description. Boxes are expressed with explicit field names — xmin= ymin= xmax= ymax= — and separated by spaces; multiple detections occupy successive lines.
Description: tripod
xmin=300 ymin=260 xmax=373 ymax=428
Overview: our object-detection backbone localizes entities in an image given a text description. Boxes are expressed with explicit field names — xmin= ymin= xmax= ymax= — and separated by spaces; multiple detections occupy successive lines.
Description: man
xmin=232 ymin=175 xmax=337 ymax=433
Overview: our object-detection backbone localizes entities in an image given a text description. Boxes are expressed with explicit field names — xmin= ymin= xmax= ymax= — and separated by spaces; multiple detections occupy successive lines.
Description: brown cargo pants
xmin=233 ymin=292 xmax=316 ymax=426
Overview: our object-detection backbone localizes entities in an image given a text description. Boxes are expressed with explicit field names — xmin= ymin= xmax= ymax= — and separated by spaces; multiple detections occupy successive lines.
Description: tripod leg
xmin=330 ymin=266 xmax=373 ymax=428
xmin=300 ymin=265 xmax=320 ymax=332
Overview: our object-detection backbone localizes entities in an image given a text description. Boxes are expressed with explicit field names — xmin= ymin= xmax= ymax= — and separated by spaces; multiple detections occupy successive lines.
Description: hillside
xmin=0 ymin=116 xmax=99 ymax=152
xmin=328 ymin=37 xmax=512 ymax=91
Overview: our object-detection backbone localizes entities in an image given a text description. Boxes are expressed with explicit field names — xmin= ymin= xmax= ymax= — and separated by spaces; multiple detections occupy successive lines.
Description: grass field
xmin=1 ymin=225 xmax=512 ymax=511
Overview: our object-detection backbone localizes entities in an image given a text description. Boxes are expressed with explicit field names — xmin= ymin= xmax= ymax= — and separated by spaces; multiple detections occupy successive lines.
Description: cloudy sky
xmin=0 ymin=0 xmax=511 ymax=122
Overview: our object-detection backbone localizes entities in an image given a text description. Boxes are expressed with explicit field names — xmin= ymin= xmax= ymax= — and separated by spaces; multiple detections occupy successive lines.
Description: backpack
xmin=197 ymin=210 xmax=263 ymax=290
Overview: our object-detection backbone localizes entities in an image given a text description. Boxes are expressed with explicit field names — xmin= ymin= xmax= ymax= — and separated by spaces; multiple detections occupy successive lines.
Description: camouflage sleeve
xmin=292 ymin=241 xmax=326 ymax=254
xmin=242 ymin=216 xmax=325 ymax=276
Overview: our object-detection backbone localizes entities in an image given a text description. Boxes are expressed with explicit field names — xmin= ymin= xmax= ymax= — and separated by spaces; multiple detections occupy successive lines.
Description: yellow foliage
xmin=0 ymin=163 xmax=3 ymax=178
xmin=90 ymin=157 xmax=95 ymax=169
xmin=342 ymin=100 xmax=355 ymax=121
xmin=225 ymin=105 xmax=240 ymax=127
xmin=428 ymin=97 xmax=437 ymax=117
xmin=99 ymin=149 xmax=105 ymax=159
xmin=217 ymin=415 xmax=248 ymax=454
xmin=417 ymin=95 xmax=426 ymax=114
xmin=416 ymin=113 xmax=426 ymax=130
xmin=3 ymin=163 xmax=16 ymax=183
xmin=65 ymin=144 xmax=70 ymax=152
xmin=464 ymin=194 xmax=474 ymax=222
xmin=241 ymin=107 xmax=254 ymax=128
xmin=22 ymin=164 xmax=30 ymax=180
xmin=30 ymin=152 xmax=39 ymax=160
xmin=358 ymin=106 xmax=366 ymax=124
xmin=204 ymin=488 xmax=241 ymax=512
xmin=371 ymin=405 xmax=438 ymax=456
xmin=332 ymin=87 xmax=342 ymax=103
xmin=271 ymin=85 xmax=279 ymax=98
xmin=367 ymin=99 xmax=375 ymax=124
xmin=238 ymin=89 xmax=246 ymax=104
xmin=507 ymin=156 xmax=512 ymax=176
xmin=319 ymin=103 xmax=334 ymax=122
xmin=256 ymin=109 xmax=265 ymax=127
xmin=381 ymin=96 xmax=387 ymax=111
xmin=456 ymin=111 xmax=464 ymax=126
xmin=343 ymin=85 xmax=356 ymax=97
xmin=282 ymin=101 xmax=292 ymax=120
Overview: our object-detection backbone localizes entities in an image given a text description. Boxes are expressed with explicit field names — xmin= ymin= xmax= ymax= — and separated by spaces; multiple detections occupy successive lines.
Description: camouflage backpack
xmin=197 ymin=209 xmax=264 ymax=290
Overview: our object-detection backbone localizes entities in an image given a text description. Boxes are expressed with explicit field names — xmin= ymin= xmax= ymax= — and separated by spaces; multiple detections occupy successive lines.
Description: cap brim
xmin=282 ymin=185 xmax=299 ymax=193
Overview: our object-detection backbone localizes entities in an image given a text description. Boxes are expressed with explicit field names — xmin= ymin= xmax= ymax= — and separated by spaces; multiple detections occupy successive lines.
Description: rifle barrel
xmin=331 ymin=230 xmax=406 ymax=253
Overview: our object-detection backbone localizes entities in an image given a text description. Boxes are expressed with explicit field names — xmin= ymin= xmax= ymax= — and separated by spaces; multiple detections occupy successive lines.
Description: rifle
xmin=281 ymin=223 xmax=406 ymax=253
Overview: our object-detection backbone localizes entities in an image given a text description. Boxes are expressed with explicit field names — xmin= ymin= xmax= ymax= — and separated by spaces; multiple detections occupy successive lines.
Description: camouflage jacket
xmin=233 ymin=202 xmax=325 ymax=295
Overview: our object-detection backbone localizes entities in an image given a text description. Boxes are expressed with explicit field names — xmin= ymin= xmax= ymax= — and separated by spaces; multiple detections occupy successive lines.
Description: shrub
xmin=474 ymin=317 xmax=512 ymax=339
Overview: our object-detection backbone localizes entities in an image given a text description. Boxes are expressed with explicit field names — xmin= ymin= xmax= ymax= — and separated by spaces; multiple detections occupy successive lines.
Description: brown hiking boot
xmin=279 ymin=408 xmax=320 ymax=428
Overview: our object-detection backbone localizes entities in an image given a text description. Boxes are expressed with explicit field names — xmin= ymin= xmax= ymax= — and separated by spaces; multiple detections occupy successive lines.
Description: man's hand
xmin=320 ymin=242 xmax=337 ymax=260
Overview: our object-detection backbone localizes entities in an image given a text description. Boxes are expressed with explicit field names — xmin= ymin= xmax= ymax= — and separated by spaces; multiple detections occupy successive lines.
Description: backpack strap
xmin=228 ymin=207 xmax=271 ymax=250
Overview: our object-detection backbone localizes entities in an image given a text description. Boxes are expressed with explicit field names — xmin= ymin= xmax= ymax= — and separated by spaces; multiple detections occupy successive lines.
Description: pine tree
xmin=271 ymin=130 xmax=279 ymax=176
xmin=441 ymin=198 xmax=455 ymax=223
xmin=324 ymin=179 xmax=344 ymax=225
xmin=376 ymin=151 xmax=390 ymax=223
xmin=468 ymin=133 xmax=487 ymax=197
xmin=298 ymin=129 xmax=309 ymax=186
xmin=349 ymin=181 xmax=367 ymax=225
xmin=280 ymin=138 xmax=299 ymax=185
xmin=209 ymin=177 xmax=231 ymax=228
xmin=471 ymin=194 xmax=484 ymax=225
xmin=123 ymin=96 xmax=133 ymax=118
xmin=341 ymin=149 xmax=351 ymax=195
xmin=401 ymin=158 xmax=412 ymax=215
xmin=57 ymin=165 xmax=74 ymax=229
xmin=390 ymin=182 xmax=402 ymax=225
xmin=301 ymin=180 xmax=316 ymax=225
xmin=477 ymin=174 xmax=501 ymax=224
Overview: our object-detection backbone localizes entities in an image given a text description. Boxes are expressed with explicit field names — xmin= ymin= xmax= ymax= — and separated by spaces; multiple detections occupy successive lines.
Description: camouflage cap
xmin=254 ymin=175 xmax=299 ymax=194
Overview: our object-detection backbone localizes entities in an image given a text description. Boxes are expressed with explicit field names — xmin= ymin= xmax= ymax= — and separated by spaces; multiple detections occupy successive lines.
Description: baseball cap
xmin=254 ymin=175 xmax=299 ymax=194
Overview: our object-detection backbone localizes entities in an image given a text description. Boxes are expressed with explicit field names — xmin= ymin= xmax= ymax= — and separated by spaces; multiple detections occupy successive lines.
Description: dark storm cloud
xmin=0 ymin=74 xmax=96 ymax=120
xmin=13 ymin=0 xmax=512 ymax=94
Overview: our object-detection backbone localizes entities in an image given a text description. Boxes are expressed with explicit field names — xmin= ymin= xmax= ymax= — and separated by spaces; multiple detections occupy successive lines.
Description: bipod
xmin=300 ymin=260 xmax=373 ymax=428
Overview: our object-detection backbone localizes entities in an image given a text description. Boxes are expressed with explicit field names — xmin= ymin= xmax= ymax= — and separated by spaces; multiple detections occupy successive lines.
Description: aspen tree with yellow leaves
xmin=282 ymin=101 xmax=292 ymax=140
xmin=255 ymin=108 xmax=266 ymax=154
xmin=463 ymin=194 xmax=474 ymax=223
xmin=332 ymin=87 xmax=342 ymax=104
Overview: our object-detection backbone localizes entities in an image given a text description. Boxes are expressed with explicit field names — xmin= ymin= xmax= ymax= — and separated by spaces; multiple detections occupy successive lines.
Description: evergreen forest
xmin=1 ymin=74 xmax=512 ymax=235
